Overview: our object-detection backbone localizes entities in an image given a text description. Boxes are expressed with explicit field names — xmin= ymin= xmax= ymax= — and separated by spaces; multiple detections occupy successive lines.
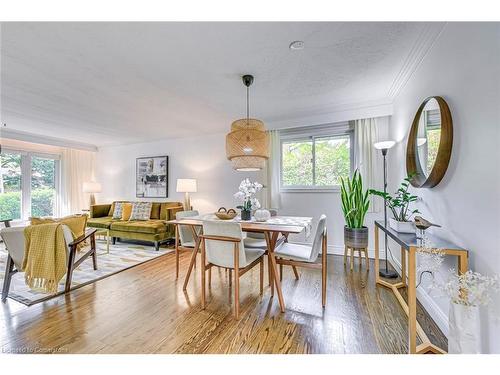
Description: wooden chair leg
xmin=175 ymin=225 xmax=180 ymax=279
xmin=91 ymin=233 xmax=97 ymax=270
xmin=233 ymin=244 xmax=240 ymax=319
xmin=65 ymin=245 xmax=76 ymax=293
xmin=259 ymin=257 xmax=264 ymax=295
xmin=268 ymin=253 xmax=274 ymax=296
xmin=208 ymin=266 xmax=212 ymax=288
xmin=183 ymin=247 xmax=198 ymax=291
xmin=1 ymin=255 xmax=15 ymax=302
xmin=229 ymin=269 xmax=232 ymax=287
xmin=292 ymin=265 xmax=300 ymax=280
xmin=279 ymin=263 xmax=283 ymax=281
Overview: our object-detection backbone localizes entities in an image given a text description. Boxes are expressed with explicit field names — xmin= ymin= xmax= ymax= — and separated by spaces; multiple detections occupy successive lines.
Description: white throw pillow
xmin=129 ymin=202 xmax=153 ymax=221
xmin=112 ymin=202 xmax=125 ymax=219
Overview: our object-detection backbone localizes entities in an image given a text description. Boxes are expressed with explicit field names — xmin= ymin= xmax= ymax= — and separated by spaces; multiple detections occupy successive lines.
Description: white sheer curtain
xmin=60 ymin=148 xmax=96 ymax=215
xmin=354 ymin=118 xmax=381 ymax=212
xmin=261 ymin=129 xmax=281 ymax=209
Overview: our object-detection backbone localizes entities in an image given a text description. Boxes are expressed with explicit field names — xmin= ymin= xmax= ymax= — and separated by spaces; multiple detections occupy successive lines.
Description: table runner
xmin=191 ymin=214 xmax=313 ymax=238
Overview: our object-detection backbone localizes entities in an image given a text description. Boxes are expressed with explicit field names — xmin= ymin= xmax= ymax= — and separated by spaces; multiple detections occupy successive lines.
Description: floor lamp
xmin=373 ymin=140 xmax=398 ymax=279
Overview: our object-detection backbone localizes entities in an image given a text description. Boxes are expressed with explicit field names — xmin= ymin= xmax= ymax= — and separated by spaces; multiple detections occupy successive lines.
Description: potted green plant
xmin=340 ymin=170 xmax=370 ymax=249
xmin=234 ymin=178 xmax=262 ymax=221
xmin=369 ymin=175 xmax=420 ymax=233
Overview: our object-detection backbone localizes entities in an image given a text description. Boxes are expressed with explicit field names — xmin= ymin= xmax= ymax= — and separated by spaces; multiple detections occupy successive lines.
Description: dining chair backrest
xmin=308 ymin=215 xmax=327 ymax=262
xmin=176 ymin=210 xmax=199 ymax=245
xmin=0 ymin=225 xmax=74 ymax=270
xmin=202 ymin=221 xmax=245 ymax=269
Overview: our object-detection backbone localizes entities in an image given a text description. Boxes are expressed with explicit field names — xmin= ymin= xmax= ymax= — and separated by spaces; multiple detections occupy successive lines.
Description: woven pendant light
xmin=226 ymin=75 xmax=269 ymax=171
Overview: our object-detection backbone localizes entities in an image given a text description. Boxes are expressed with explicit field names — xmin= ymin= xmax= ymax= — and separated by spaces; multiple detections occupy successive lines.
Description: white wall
xmin=388 ymin=23 xmax=500 ymax=353
xmin=96 ymin=117 xmax=389 ymax=253
xmin=97 ymin=133 xmax=260 ymax=214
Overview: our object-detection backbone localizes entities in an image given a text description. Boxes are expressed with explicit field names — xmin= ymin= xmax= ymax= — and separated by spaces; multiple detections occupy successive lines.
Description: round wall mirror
xmin=406 ymin=96 xmax=453 ymax=188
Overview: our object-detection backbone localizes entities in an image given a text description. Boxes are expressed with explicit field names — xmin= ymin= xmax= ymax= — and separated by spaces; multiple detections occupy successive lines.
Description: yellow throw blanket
xmin=22 ymin=223 xmax=68 ymax=293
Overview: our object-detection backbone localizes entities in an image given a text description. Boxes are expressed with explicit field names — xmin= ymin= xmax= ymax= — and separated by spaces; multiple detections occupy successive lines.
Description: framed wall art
xmin=136 ymin=156 xmax=168 ymax=198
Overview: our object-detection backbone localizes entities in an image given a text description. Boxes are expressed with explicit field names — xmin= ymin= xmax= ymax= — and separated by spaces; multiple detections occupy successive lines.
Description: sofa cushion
xmin=87 ymin=216 xmax=114 ymax=229
xmin=129 ymin=202 xmax=153 ymax=220
xmin=160 ymin=202 xmax=184 ymax=220
xmin=150 ymin=202 xmax=161 ymax=219
xmin=111 ymin=220 xmax=166 ymax=234
xmin=121 ymin=203 xmax=133 ymax=221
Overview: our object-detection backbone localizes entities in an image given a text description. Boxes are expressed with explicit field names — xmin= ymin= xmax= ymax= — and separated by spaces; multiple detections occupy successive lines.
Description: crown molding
xmin=387 ymin=23 xmax=447 ymax=99
xmin=267 ymin=98 xmax=393 ymax=130
xmin=0 ymin=128 xmax=97 ymax=152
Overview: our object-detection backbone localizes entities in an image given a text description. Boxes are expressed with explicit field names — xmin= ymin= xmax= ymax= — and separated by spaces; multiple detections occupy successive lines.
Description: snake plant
xmin=340 ymin=170 xmax=370 ymax=229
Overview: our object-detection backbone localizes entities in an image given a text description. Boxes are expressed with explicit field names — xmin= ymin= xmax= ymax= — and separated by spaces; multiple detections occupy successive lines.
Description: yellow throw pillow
xmin=121 ymin=203 xmax=133 ymax=221
xmin=59 ymin=215 xmax=87 ymax=239
xmin=30 ymin=217 xmax=55 ymax=226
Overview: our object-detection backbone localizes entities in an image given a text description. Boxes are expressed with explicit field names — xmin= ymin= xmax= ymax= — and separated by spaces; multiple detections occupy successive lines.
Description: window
xmin=280 ymin=124 xmax=353 ymax=191
xmin=0 ymin=152 xmax=22 ymax=220
xmin=31 ymin=156 xmax=58 ymax=217
xmin=0 ymin=149 xmax=60 ymax=221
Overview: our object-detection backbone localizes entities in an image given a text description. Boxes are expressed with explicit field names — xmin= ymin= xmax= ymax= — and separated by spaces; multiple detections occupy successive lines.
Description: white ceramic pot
xmin=448 ymin=302 xmax=481 ymax=354
xmin=254 ymin=209 xmax=271 ymax=222
xmin=389 ymin=218 xmax=416 ymax=234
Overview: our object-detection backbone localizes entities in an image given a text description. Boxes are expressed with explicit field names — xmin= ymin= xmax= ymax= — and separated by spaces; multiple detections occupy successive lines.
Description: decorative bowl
xmin=254 ymin=209 xmax=271 ymax=222
xmin=215 ymin=207 xmax=237 ymax=220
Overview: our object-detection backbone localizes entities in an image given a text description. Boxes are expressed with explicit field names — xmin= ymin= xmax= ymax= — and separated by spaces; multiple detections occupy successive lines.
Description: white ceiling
xmin=1 ymin=22 xmax=437 ymax=147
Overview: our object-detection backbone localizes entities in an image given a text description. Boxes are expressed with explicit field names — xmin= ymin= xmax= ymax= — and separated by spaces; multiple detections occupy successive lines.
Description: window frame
xmin=279 ymin=127 xmax=354 ymax=193
xmin=1 ymin=148 xmax=61 ymax=221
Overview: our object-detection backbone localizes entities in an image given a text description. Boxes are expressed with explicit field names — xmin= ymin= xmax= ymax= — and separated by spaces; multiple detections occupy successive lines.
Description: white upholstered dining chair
xmin=175 ymin=210 xmax=200 ymax=278
xmin=273 ymin=215 xmax=328 ymax=307
xmin=200 ymin=220 xmax=265 ymax=319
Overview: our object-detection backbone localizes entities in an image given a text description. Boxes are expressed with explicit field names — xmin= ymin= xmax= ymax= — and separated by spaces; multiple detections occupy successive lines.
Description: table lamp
xmin=373 ymin=140 xmax=398 ymax=279
xmin=82 ymin=181 xmax=102 ymax=209
xmin=176 ymin=179 xmax=197 ymax=210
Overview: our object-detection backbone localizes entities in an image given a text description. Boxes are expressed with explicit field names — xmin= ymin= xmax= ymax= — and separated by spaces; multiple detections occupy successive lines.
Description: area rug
xmin=0 ymin=239 xmax=173 ymax=306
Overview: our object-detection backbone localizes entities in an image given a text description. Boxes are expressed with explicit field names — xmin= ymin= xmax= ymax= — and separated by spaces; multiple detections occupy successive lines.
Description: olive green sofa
xmin=87 ymin=201 xmax=183 ymax=250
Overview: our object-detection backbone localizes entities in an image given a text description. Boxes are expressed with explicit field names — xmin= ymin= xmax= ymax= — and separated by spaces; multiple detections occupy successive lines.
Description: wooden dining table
xmin=166 ymin=216 xmax=311 ymax=312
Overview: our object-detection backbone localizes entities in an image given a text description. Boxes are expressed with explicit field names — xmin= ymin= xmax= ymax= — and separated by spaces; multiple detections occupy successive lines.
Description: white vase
xmin=448 ymin=302 xmax=481 ymax=354
xmin=389 ymin=218 xmax=416 ymax=234
xmin=254 ymin=209 xmax=271 ymax=222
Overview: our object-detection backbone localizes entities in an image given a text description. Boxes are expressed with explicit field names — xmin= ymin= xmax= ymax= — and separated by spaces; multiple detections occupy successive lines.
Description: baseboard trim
xmin=292 ymin=241 xmax=449 ymax=337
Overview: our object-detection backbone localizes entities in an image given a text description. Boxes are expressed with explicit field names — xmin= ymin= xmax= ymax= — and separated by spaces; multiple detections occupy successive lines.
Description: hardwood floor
xmin=0 ymin=251 xmax=446 ymax=354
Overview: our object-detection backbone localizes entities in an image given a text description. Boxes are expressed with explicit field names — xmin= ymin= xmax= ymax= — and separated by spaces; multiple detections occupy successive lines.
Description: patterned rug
xmin=0 ymin=239 xmax=173 ymax=306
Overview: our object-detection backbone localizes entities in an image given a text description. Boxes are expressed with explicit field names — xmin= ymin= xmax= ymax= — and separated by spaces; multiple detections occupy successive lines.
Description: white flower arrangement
xmin=417 ymin=236 xmax=499 ymax=308
xmin=417 ymin=236 xmax=445 ymax=274
xmin=234 ymin=178 xmax=263 ymax=211
xmin=439 ymin=270 xmax=500 ymax=307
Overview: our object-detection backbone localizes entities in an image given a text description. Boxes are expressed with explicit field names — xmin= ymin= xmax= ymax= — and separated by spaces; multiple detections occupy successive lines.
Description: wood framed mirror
xmin=406 ymin=96 xmax=453 ymax=188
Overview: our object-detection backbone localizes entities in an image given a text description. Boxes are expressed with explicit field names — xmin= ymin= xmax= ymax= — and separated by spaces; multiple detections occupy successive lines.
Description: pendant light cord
xmin=246 ymin=86 xmax=249 ymax=122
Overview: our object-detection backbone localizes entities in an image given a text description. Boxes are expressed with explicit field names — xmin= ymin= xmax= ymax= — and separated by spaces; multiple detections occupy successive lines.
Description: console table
xmin=374 ymin=220 xmax=469 ymax=354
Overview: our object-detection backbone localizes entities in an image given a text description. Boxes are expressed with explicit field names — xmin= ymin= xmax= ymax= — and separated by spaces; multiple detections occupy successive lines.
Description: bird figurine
xmin=414 ymin=216 xmax=441 ymax=230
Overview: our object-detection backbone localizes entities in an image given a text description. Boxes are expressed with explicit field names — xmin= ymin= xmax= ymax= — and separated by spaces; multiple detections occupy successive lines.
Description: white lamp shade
xmin=82 ymin=181 xmax=102 ymax=193
xmin=176 ymin=179 xmax=197 ymax=193
xmin=374 ymin=140 xmax=396 ymax=150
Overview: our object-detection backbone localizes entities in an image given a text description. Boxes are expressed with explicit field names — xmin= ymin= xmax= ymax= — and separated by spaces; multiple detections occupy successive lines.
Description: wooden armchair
xmin=1 ymin=226 xmax=97 ymax=301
